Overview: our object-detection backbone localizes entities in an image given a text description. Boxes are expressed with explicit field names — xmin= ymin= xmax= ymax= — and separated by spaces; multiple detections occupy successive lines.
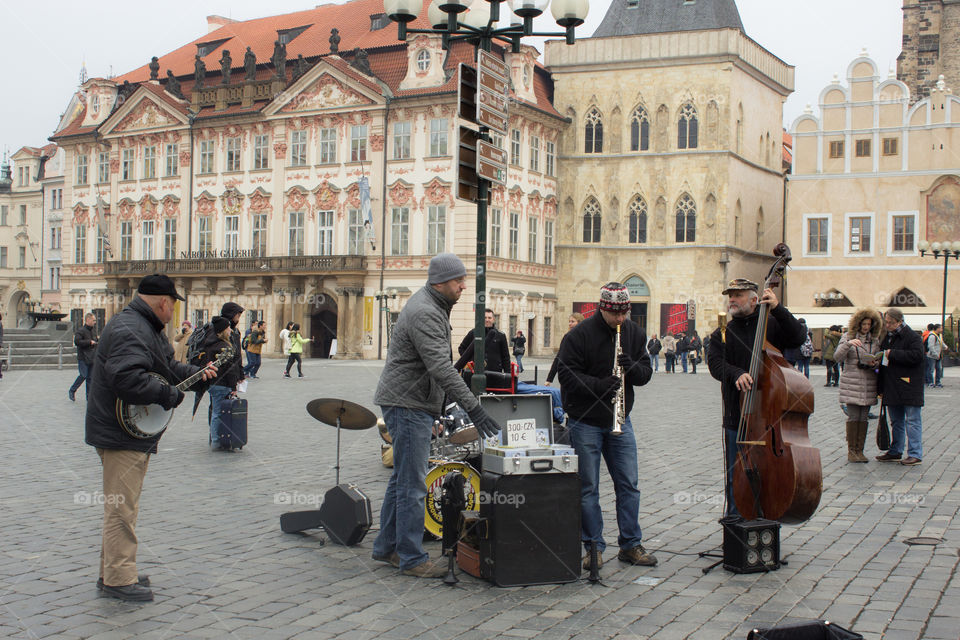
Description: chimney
xmin=207 ymin=15 xmax=238 ymax=33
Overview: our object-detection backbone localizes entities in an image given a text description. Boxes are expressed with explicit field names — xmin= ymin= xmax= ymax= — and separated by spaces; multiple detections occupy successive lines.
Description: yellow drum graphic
xmin=424 ymin=461 xmax=480 ymax=539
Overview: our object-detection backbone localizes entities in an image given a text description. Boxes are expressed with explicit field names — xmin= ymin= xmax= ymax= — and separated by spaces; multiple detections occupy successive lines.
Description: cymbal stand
xmin=335 ymin=407 xmax=344 ymax=485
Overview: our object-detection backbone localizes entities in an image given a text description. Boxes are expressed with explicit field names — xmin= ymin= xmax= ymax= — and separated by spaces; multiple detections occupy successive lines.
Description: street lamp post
xmin=384 ymin=0 xmax=587 ymax=395
xmin=374 ymin=288 xmax=398 ymax=358
xmin=918 ymin=239 xmax=960 ymax=347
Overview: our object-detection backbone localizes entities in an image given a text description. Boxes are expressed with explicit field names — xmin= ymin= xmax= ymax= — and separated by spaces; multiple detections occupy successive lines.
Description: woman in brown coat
xmin=833 ymin=308 xmax=883 ymax=462
xmin=172 ymin=321 xmax=193 ymax=363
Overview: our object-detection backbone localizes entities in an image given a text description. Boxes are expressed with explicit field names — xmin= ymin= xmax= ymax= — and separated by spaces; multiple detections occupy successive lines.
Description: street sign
xmin=477 ymin=104 xmax=507 ymax=133
xmin=477 ymin=140 xmax=506 ymax=184
xmin=458 ymin=64 xmax=478 ymax=125
xmin=476 ymin=51 xmax=509 ymax=135
xmin=478 ymin=49 xmax=508 ymax=79
xmin=457 ymin=126 xmax=479 ymax=202
xmin=478 ymin=68 xmax=508 ymax=96
xmin=478 ymin=88 xmax=508 ymax=113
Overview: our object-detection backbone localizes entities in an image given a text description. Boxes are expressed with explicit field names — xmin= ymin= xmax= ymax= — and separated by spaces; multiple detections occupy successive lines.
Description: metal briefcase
xmin=482 ymin=453 xmax=578 ymax=475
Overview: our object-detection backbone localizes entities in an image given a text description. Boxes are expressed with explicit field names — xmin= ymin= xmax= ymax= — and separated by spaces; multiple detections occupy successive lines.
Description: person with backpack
xmin=243 ymin=321 xmax=267 ymax=379
xmin=795 ymin=319 xmax=813 ymax=378
xmin=821 ymin=325 xmax=842 ymax=387
xmin=199 ymin=316 xmax=238 ymax=449
xmin=284 ymin=324 xmax=311 ymax=378
xmin=647 ymin=334 xmax=662 ymax=372
xmin=206 ymin=302 xmax=245 ymax=448
xmin=926 ymin=324 xmax=945 ymax=388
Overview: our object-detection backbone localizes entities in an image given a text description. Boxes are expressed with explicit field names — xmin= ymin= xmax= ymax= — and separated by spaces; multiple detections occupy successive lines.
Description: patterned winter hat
xmin=599 ymin=282 xmax=631 ymax=312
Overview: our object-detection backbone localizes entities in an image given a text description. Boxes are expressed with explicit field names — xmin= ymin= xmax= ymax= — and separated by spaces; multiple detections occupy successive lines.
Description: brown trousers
xmin=96 ymin=448 xmax=150 ymax=587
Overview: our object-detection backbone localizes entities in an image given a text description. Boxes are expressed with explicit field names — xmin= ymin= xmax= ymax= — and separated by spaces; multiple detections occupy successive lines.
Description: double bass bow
xmin=732 ymin=243 xmax=822 ymax=524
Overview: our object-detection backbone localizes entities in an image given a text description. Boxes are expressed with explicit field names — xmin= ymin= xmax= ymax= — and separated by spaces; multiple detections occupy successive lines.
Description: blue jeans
xmin=665 ymin=353 xmax=675 ymax=372
xmin=723 ymin=428 xmax=742 ymax=518
xmin=515 ymin=381 xmax=564 ymax=421
xmin=373 ymin=406 xmax=433 ymax=570
xmin=934 ymin=358 xmax=943 ymax=386
xmin=924 ymin=356 xmax=935 ymax=385
xmin=649 ymin=354 xmax=658 ymax=372
xmin=680 ymin=353 xmax=688 ymax=373
xmin=208 ymin=385 xmax=231 ymax=446
xmin=515 ymin=354 xmax=524 ymax=372
xmin=886 ymin=404 xmax=922 ymax=459
xmin=243 ymin=352 xmax=261 ymax=377
xmin=69 ymin=360 xmax=91 ymax=399
xmin=568 ymin=416 xmax=643 ymax=553
xmin=796 ymin=357 xmax=810 ymax=378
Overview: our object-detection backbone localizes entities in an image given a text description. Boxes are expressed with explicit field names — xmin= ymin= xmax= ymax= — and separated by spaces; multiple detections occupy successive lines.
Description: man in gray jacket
xmin=372 ymin=253 xmax=501 ymax=578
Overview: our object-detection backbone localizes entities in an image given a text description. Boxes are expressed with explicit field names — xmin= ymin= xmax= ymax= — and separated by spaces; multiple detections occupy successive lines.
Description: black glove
xmin=159 ymin=386 xmax=185 ymax=411
xmin=596 ymin=375 xmax=621 ymax=401
xmin=467 ymin=405 xmax=502 ymax=439
xmin=617 ymin=353 xmax=635 ymax=372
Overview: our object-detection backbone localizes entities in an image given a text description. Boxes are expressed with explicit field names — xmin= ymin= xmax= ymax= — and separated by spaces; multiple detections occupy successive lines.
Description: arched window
xmin=582 ymin=197 xmax=601 ymax=243
xmin=585 ymin=108 xmax=603 ymax=154
xmin=628 ymin=196 xmax=647 ymax=243
xmin=675 ymin=193 xmax=696 ymax=242
xmin=630 ymin=106 xmax=650 ymax=151
xmin=678 ymin=103 xmax=698 ymax=150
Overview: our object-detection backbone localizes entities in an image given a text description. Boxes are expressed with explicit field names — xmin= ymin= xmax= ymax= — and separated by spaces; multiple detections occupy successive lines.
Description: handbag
xmin=876 ymin=404 xmax=891 ymax=451
xmin=855 ymin=347 xmax=876 ymax=371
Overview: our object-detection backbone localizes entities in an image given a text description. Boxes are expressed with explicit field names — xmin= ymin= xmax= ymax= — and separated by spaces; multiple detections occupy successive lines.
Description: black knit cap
xmin=211 ymin=316 xmax=230 ymax=333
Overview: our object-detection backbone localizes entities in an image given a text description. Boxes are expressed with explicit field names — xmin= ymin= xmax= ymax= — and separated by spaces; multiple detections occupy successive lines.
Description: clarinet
xmin=611 ymin=324 xmax=625 ymax=436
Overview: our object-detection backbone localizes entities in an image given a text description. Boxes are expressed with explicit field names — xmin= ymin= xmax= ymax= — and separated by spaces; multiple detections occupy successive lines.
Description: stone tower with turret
xmin=898 ymin=0 xmax=960 ymax=102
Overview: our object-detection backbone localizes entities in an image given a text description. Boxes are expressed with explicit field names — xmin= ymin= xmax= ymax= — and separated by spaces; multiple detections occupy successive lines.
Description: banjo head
xmin=117 ymin=372 xmax=174 ymax=439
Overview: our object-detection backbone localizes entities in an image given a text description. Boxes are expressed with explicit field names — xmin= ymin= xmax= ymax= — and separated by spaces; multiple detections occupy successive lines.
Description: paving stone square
xmin=0 ymin=358 xmax=957 ymax=639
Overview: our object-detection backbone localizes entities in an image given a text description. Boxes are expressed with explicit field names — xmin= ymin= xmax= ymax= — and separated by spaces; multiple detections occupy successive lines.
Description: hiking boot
xmin=900 ymin=457 xmax=922 ymax=466
xmin=401 ymin=559 xmax=446 ymax=578
xmin=372 ymin=552 xmax=400 ymax=568
xmin=100 ymin=582 xmax=154 ymax=602
xmin=618 ymin=545 xmax=658 ymax=566
xmin=582 ymin=552 xmax=603 ymax=572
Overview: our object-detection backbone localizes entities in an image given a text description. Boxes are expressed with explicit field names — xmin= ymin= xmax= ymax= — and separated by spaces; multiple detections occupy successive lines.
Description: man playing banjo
xmin=85 ymin=274 xmax=217 ymax=601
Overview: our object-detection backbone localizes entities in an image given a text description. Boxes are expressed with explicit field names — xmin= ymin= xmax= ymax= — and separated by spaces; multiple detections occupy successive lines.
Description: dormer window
xmin=92 ymin=94 xmax=100 ymax=113
xmin=196 ymin=38 xmax=229 ymax=58
xmin=370 ymin=13 xmax=390 ymax=31
xmin=523 ymin=65 xmax=531 ymax=88
xmin=278 ymin=25 xmax=310 ymax=45
xmin=417 ymin=50 xmax=431 ymax=72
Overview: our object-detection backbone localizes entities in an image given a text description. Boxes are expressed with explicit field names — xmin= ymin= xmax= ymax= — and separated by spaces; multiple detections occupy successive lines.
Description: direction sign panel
xmin=478 ymin=88 xmax=507 ymax=113
xmin=477 ymin=140 xmax=506 ymax=185
xmin=478 ymin=104 xmax=507 ymax=133
xmin=478 ymin=49 xmax=508 ymax=79
xmin=477 ymin=140 xmax=506 ymax=165
xmin=478 ymin=68 xmax=508 ymax=96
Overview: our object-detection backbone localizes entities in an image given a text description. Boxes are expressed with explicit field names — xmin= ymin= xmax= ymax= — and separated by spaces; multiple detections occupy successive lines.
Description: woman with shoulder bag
xmin=833 ymin=308 xmax=883 ymax=462
xmin=511 ymin=330 xmax=526 ymax=373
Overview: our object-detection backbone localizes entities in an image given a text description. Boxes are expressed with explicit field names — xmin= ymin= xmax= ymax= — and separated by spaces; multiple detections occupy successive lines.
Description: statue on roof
xmin=352 ymin=48 xmax=371 ymax=76
xmin=244 ymin=47 xmax=257 ymax=82
xmin=272 ymin=40 xmax=287 ymax=80
xmin=166 ymin=70 xmax=184 ymax=100
xmin=149 ymin=56 xmax=160 ymax=81
xmin=194 ymin=55 xmax=207 ymax=87
xmin=329 ymin=28 xmax=341 ymax=54
xmin=220 ymin=50 xmax=232 ymax=85
xmin=293 ymin=54 xmax=309 ymax=81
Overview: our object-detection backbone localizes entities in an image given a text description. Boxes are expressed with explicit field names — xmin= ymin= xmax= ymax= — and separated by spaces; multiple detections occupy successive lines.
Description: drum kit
xmin=378 ymin=402 xmax=482 ymax=539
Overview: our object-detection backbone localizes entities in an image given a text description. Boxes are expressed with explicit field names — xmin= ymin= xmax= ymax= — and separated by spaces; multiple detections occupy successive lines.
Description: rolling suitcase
xmin=218 ymin=397 xmax=247 ymax=450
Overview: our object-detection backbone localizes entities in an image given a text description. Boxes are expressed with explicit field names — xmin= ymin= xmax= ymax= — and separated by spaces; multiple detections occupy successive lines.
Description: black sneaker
xmin=100 ymin=582 xmax=154 ymax=601
xmin=68 ymin=390 xmax=76 ymax=402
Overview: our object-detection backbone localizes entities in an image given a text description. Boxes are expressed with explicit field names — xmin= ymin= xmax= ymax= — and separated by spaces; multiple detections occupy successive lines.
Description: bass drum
xmin=424 ymin=460 xmax=480 ymax=539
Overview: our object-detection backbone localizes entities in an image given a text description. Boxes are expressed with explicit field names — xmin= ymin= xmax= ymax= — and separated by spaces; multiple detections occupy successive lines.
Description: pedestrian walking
xmin=243 ymin=321 xmax=267 ymax=378
xmin=284 ymin=324 xmax=311 ymax=378
xmin=511 ymin=330 xmax=526 ymax=373
xmin=279 ymin=322 xmax=293 ymax=358
xmin=69 ymin=313 xmax=98 ymax=401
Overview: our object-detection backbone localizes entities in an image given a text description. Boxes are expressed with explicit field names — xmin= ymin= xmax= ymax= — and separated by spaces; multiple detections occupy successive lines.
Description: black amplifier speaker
xmin=279 ymin=484 xmax=371 ymax=546
xmin=746 ymin=620 xmax=864 ymax=639
xmin=479 ymin=471 xmax=581 ymax=587
xmin=723 ymin=518 xmax=781 ymax=573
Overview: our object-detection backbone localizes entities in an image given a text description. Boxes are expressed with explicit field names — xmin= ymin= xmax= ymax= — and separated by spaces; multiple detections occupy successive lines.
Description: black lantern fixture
xmin=383 ymin=0 xmax=587 ymax=392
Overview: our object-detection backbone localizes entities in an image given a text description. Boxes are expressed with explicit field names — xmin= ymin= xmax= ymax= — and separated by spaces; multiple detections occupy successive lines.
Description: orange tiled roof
xmin=782 ymin=129 xmax=793 ymax=166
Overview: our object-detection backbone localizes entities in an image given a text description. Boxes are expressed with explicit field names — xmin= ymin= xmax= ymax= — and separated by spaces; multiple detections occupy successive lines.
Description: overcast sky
xmin=0 ymin=0 xmax=903 ymax=157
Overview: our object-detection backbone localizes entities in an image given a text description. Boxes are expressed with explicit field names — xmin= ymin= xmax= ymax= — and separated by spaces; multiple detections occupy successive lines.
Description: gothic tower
xmin=898 ymin=0 xmax=960 ymax=102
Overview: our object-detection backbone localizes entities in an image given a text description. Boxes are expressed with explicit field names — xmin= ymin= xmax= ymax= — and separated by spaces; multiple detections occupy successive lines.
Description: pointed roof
xmin=593 ymin=0 xmax=744 ymax=38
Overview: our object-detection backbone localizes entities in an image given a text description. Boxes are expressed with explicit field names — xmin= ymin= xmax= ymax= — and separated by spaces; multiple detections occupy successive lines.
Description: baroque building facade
xmin=545 ymin=1 xmax=793 ymax=339
xmin=786 ymin=53 xmax=960 ymax=330
xmin=50 ymin=0 xmax=563 ymax=359
xmin=0 ymin=148 xmax=46 ymax=326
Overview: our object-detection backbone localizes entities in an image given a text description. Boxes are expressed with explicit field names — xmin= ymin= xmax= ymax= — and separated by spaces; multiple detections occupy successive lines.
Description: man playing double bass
xmin=706 ymin=278 xmax=807 ymax=521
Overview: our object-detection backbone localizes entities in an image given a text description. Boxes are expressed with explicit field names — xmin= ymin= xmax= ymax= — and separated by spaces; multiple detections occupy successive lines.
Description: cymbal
xmin=306 ymin=398 xmax=377 ymax=430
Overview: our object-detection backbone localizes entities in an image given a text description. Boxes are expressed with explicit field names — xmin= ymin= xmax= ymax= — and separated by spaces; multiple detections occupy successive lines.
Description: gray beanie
xmin=427 ymin=253 xmax=467 ymax=285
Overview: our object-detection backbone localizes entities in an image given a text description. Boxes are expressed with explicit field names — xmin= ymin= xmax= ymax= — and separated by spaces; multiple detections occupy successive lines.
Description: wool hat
xmin=427 ymin=253 xmax=467 ymax=285
xmin=220 ymin=301 xmax=244 ymax=322
xmin=211 ymin=316 xmax=230 ymax=334
xmin=599 ymin=282 xmax=631 ymax=312
xmin=137 ymin=274 xmax=185 ymax=301
xmin=722 ymin=278 xmax=759 ymax=295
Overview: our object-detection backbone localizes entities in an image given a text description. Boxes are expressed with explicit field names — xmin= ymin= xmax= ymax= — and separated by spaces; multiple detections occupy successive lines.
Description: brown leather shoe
xmin=372 ymin=552 xmax=400 ymax=568
xmin=582 ymin=552 xmax=603 ymax=571
xmin=876 ymin=452 xmax=902 ymax=461
xmin=401 ymin=559 xmax=446 ymax=578
xmin=900 ymin=457 xmax=922 ymax=466
xmin=618 ymin=545 xmax=658 ymax=566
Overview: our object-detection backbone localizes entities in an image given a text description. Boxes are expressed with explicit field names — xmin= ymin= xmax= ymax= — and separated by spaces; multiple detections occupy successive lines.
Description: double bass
xmin=732 ymin=244 xmax=822 ymax=524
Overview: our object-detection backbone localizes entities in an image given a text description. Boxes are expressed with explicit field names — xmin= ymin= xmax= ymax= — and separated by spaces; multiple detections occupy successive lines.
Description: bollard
xmin=58 ymin=344 xmax=63 ymax=370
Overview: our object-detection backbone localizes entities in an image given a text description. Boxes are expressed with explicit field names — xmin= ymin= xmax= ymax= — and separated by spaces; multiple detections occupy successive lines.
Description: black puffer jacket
xmin=879 ymin=324 xmax=925 ymax=407
xmin=213 ymin=321 xmax=244 ymax=389
xmin=85 ymin=297 xmax=201 ymax=453
xmin=74 ymin=324 xmax=98 ymax=365
xmin=557 ymin=312 xmax=651 ymax=428
xmin=456 ymin=326 xmax=511 ymax=373
xmin=707 ymin=304 xmax=807 ymax=431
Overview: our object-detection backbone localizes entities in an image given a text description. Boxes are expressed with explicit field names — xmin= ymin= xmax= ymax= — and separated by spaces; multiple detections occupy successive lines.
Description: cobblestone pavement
xmin=0 ymin=358 xmax=957 ymax=640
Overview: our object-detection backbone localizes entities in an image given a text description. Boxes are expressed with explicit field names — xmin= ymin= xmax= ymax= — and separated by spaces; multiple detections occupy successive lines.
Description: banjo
xmin=116 ymin=345 xmax=234 ymax=439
